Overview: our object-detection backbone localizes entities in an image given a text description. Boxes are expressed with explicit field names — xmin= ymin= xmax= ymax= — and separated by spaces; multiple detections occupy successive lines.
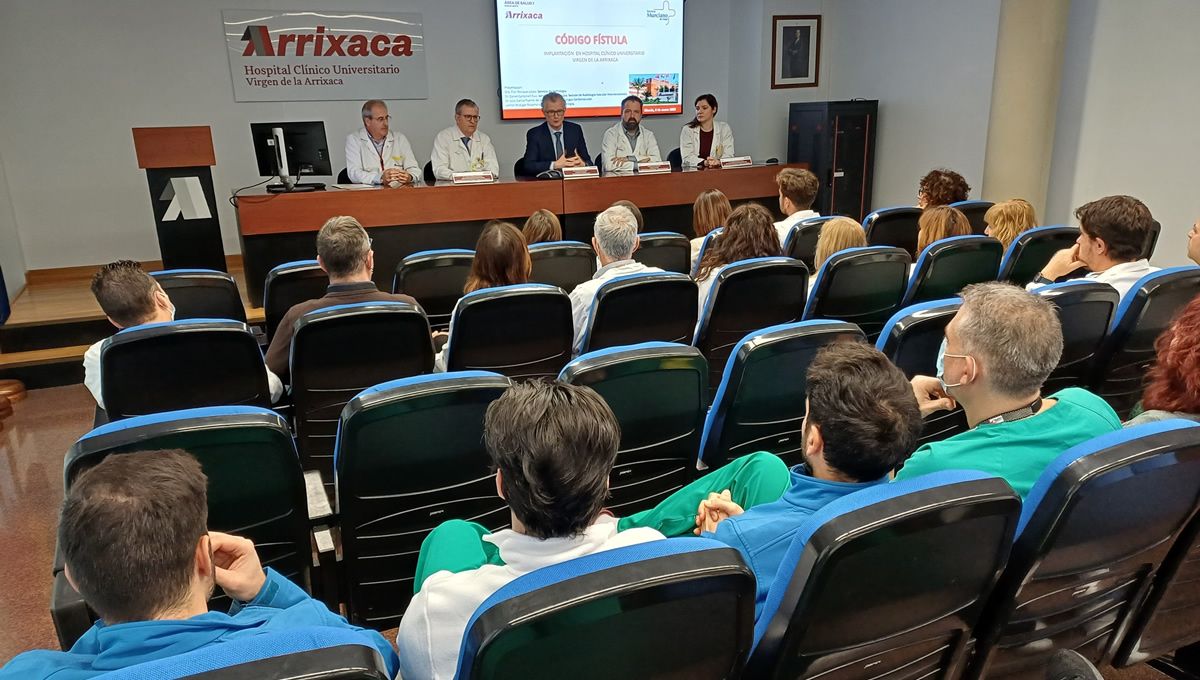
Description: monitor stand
xmin=266 ymin=182 xmax=325 ymax=193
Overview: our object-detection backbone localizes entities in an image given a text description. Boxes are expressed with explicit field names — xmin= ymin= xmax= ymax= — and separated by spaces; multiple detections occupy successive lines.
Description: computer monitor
xmin=249 ymin=121 xmax=331 ymax=191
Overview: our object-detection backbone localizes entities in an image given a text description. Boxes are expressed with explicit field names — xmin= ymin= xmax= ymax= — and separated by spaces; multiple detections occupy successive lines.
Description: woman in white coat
xmin=680 ymin=94 xmax=735 ymax=168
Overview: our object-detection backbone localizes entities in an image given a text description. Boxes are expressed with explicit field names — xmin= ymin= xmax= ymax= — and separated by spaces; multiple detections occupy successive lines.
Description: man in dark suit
xmin=519 ymin=92 xmax=592 ymax=176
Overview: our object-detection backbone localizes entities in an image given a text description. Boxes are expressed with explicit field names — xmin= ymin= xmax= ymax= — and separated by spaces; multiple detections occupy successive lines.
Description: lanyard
xmin=982 ymin=398 xmax=1043 ymax=426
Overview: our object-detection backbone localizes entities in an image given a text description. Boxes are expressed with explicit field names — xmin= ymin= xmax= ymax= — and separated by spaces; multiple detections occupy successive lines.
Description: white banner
xmin=223 ymin=10 xmax=428 ymax=102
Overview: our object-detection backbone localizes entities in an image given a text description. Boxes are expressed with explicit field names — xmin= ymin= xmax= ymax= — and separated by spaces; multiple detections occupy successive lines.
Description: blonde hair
xmin=917 ymin=206 xmax=972 ymax=255
xmin=813 ymin=217 xmax=867 ymax=271
xmin=692 ymin=189 xmax=732 ymax=239
xmin=983 ymin=199 xmax=1037 ymax=248
xmin=522 ymin=209 xmax=562 ymax=245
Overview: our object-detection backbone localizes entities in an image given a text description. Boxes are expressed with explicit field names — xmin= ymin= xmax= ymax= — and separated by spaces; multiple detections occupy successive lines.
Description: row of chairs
xmin=49 ymin=400 xmax=1200 ymax=679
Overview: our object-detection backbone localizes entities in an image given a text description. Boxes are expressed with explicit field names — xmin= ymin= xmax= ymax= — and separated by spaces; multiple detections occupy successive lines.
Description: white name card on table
xmin=720 ymin=156 xmax=753 ymax=168
xmin=562 ymin=166 xmax=600 ymax=180
xmin=638 ymin=161 xmax=672 ymax=175
xmin=451 ymin=171 xmax=496 ymax=184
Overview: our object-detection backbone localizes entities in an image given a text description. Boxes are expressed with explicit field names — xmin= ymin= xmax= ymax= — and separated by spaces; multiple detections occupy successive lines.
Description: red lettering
xmin=391 ymin=34 xmax=412 ymax=56
xmin=347 ymin=34 xmax=369 ymax=56
xmin=277 ymin=33 xmax=296 ymax=53
xmin=324 ymin=33 xmax=347 ymax=55
xmin=295 ymin=33 xmax=314 ymax=56
xmin=370 ymin=34 xmax=389 ymax=56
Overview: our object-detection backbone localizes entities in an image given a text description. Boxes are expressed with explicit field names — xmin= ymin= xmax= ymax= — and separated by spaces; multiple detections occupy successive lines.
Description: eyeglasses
xmin=542 ymin=109 xmax=566 ymax=116
xmin=457 ymin=114 xmax=480 ymax=122
xmin=369 ymin=115 xmax=391 ymax=123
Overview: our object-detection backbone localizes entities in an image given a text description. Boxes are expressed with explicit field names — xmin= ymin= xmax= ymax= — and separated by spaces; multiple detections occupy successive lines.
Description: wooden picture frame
xmin=771 ymin=15 xmax=821 ymax=89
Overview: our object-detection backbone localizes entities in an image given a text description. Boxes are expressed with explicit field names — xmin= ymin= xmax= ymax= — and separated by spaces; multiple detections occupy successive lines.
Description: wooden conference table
xmin=234 ymin=163 xmax=806 ymax=305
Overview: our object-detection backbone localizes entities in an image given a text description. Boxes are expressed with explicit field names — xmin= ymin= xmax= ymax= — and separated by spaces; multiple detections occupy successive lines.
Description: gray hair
xmin=455 ymin=98 xmax=478 ymax=115
xmin=955 ymin=282 xmax=1063 ymax=397
xmin=541 ymin=92 xmax=565 ymax=109
xmin=361 ymin=99 xmax=386 ymax=119
xmin=593 ymin=206 xmax=638 ymax=260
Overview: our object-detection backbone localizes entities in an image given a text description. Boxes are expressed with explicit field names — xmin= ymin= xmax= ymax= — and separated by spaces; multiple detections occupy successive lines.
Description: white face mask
xmin=935 ymin=338 xmax=972 ymax=389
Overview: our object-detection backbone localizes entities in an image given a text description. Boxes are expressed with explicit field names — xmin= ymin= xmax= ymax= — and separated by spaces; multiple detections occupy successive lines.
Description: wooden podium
xmin=132 ymin=126 xmax=227 ymax=271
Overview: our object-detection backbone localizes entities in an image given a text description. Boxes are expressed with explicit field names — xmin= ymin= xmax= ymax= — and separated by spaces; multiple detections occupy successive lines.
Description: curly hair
xmin=918 ymin=168 xmax=971 ymax=207
xmin=695 ymin=203 xmax=781 ymax=281
xmin=1142 ymin=295 xmax=1200 ymax=415
xmin=917 ymin=206 xmax=972 ymax=254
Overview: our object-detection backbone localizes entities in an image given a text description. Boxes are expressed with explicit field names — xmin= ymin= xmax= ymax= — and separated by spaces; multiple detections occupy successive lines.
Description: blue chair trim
xmin=581 ymin=272 xmax=689 ymax=350
xmin=150 ymin=268 xmax=229 ymax=277
xmin=996 ymin=225 xmax=1072 ymax=275
xmin=803 ymin=246 xmax=885 ymax=319
xmin=112 ymin=318 xmax=249 ymax=337
xmin=873 ymin=298 xmax=961 ymax=352
xmin=559 ymin=341 xmax=692 ymax=380
xmin=694 ymin=257 xmax=801 ymax=343
xmin=1111 ymin=266 xmax=1200 ymax=331
xmin=267 ymin=259 xmax=320 ymax=273
xmin=904 ymin=235 xmax=995 ymax=302
xmin=299 ymin=301 xmax=417 ymax=318
xmin=401 ymin=248 xmax=475 ymax=262
xmin=528 ymin=240 xmax=590 ymax=252
xmin=691 ymin=228 xmax=724 ymax=277
xmin=80 ymin=406 xmax=284 ymax=441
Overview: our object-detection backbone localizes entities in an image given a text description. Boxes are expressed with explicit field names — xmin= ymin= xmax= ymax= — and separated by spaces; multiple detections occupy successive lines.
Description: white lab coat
xmin=343 ymin=128 xmax=420 ymax=185
xmin=600 ymin=123 xmax=662 ymax=171
xmin=430 ymin=126 xmax=500 ymax=180
xmin=679 ymin=120 xmax=736 ymax=167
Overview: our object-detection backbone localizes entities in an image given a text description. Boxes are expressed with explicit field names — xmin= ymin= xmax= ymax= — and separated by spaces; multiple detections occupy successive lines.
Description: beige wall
xmin=981 ymin=0 xmax=1070 ymax=218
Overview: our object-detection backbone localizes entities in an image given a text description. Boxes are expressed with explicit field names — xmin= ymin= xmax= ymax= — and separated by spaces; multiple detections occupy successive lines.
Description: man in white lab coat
xmin=343 ymin=99 xmax=421 ymax=186
xmin=430 ymin=99 xmax=500 ymax=181
xmin=600 ymin=96 xmax=661 ymax=172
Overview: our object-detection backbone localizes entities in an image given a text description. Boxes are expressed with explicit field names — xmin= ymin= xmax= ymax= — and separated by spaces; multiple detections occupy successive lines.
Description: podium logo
xmin=646 ymin=1 xmax=677 ymax=24
xmin=160 ymin=177 xmax=212 ymax=221
xmin=241 ymin=25 xmax=414 ymax=57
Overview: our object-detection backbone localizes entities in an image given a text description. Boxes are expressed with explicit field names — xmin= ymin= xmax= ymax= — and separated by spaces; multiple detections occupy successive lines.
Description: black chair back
xmin=803 ymin=246 xmax=910 ymax=342
xmin=693 ymin=257 xmax=810 ymax=392
xmin=99 ymin=320 xmax=271 ymax=419
xmin=949 ymin=200 xmax=994 ymax=235
xmin=634 ymin=231 xmax=691 ymax=273
xmin=422 ymin=160 xmax=435 ymax=185
xmin=337 ymin=168 xmax=350 ymax=184
xmin=1035 ymin=281 xmax=1120 ymax=393
xmin=1143 ymin=219 xmax=1161 ymax=260
xmin=579 ymin=272 xmax=697 ymax=354
xmin=996 ymin=226 xmax=1080 ymax=286
xmin=150 ymin=269 xmax=247 ymax=323
xmin=528 ymin=241 xmax=596 ymax=291
xmin=970 ymin=421 xmax=1200 ymax=679
xmin=560 ymin=343 xmax=707 ymax=514
xmin=667 ymin=146 xmax=683 ymax=171
xmin=392 ymin=249 xmax=474 ymax=331
xmin=699 ymin=320 xmax=865 ymax=469
xmin=748 ymin=472 xmax=1020 ymax=680
xmin=264 ymin=260 xmax=329 ymax=341
xmin=456 ymin=538 xmax=755 ymax=680
xmin=335 ymin=372 xmax=512 ymax=628
xmin=862 ymin=206 xmax=922 ymax=259
xmin=291 ymin=302 xmax=434 ymax=493
xmin=902 ymin=235 xmax=1003 ymax=306
xmin=783 ymin=216 xmax=838 ymax=271
xmin=1091 ymin=267 xmax=1200 ymax=418
xmin=446 ymin=284 xmax=574 ymax=380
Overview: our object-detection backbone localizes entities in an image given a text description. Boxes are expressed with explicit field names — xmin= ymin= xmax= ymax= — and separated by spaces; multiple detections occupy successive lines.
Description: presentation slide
xmin=496 ymin=0 xmax=684 ymax=119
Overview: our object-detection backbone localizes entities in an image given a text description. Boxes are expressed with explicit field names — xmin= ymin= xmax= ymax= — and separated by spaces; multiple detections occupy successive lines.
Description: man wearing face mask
xmin=897 ymin=283 xmax=1121 ymax=499
xmin=84 ymin=261 xmax=282 ymax=410
xmin=600 ymin=95 xmax=661 ymax=172
xmin=0 ymin=449 xmax=399 ymax=679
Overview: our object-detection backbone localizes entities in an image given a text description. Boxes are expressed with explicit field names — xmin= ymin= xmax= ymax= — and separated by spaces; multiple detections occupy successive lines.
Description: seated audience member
xmin=397 ymin=380 xmax=793 ymax=678
xmin=897 ymin=283 xmax=1122 ymax=498
xmin=611 ymin=199 xmax=645 ymax=232
xmin=1027 ymin=195 xmax=1159 ymax=299
xmin=984 ymin=198 xmax=1037 ymax=248
xmin=344 ymin=99 xmax=420 ymax=186
xmin=520 ymin=92 xmax=591 ymax=176
xmin=264 ymin=216 xmax=416 ymax=381
xmin=695 ymin=203 xmax=782 ymax=313
xmin=917 ymin=168 xmax=971 ymax=208
xmin=809 ymin=217 xmax=867 ymax=289
xmin=568 ymin=205 xmax=662 ymax=353
xmin=773 ymin=168 xmax=820 ymax=246
xmin=0 ymin=450 xmax=398 ymax=679
xmin=430 ymin=98 xmax=500 ymax=180
xmin=86 ymin=261 xmax=281 ymax=408
xmin=1188 ymin=217 xmax=1199 ymax=265
xmin=916 ymin=205 xmax=972 ymax=257
xmin=600 ymin=96 xmax=662 ymax=171
xmin=691 ymin=189 xmax=733 ymax=267
xmin=521 ymin=209 xmax=563 ymax=245
xmin=1126 ymin=294 xmax=1200 ymax=426
xmin=693 ymin=342 xmax=923 ymax=614
xmin=680 ymin=94 xmax=736 ymax=168
xmin=435 ymin=221 xmax=531 ymax=371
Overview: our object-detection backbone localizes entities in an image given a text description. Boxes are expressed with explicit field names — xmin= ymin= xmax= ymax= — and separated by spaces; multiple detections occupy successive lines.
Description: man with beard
xmin=600 ymin=95 xmax=661 ymax=171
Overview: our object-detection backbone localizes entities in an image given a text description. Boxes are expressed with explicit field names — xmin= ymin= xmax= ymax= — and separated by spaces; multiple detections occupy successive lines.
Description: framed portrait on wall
xmin=771 ymin=15 xmax=821 ymax=89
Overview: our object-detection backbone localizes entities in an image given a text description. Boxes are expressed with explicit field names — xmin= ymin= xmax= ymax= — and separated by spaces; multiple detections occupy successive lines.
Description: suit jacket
xmin=520 ymin=121 xmax=591 ymax=176
xmin=264 ymin=281 xmax=418 ymax=380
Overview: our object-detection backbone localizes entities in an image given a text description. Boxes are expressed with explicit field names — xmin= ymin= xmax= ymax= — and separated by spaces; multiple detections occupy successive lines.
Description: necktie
xmin=554 ymin=131 xmax=564 ymax=158
xmin=461 ymin=136 xmax=471 ymax=152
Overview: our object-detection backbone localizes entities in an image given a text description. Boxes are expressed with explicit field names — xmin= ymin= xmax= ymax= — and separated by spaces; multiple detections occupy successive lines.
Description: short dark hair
xmin=620 ymin=95 xmax=643 ymax=111
xmin=776 ymin=168 xmax=819 ymax=210
xmin=1075 ymin=195 xmax=1153 ymax=262
xmin=455 ymin=98 xmax=478 ymax=114
xmin=59 ymin=449 xmax=208 ymax=623
xmin=918 ymin=168 xmax=971 ymax=206
xmin=484 ymin=381 xmax=620 ymax=539
xmin=805 ymin=342 xmax=923 ymax=479
xmin=316 ymin=215 xmax=371 ymax=278
xmin=90 ymin=260 xmax=158 ymax=327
